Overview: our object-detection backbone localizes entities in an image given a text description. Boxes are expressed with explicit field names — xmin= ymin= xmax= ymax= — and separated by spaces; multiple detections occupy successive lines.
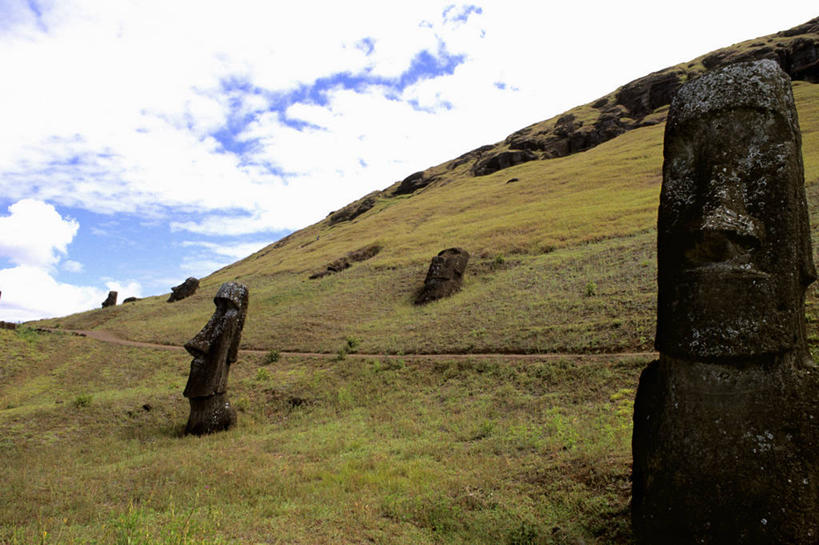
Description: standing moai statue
xmin=632 ymin=60 xmax=819 ymax=544
xmin=101 ymin=291 xmax=117 ymax=308
xmin=183 ymin=282 xmax=248 ymax=436
xmin=415 ymin=248 xmax=470 ymax=304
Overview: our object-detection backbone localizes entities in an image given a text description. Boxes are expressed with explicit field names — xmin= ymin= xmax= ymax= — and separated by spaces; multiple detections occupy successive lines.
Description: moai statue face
xmin=183 ymin=282 xmax=248 ymax=398
xmin=656 ymin=60 xmax=816 ymax=362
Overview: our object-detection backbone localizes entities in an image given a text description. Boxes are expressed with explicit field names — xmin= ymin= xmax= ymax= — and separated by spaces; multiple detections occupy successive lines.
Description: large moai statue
xmin=632 ymin=60 xmax=819 ymax=544
xmin=183 ymin=282 xmax=248 ymax=436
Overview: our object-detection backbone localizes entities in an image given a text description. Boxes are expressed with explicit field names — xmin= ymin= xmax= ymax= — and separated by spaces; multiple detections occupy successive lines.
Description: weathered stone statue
xmin=168 ymin=277 xmax=199 ymax=303
xmin=632 ymin=60 xmax=819 ymax=544
xmin=415 ymin=248 xmax=470 ymax=305
xmin=101 ymin=291 xmax=117 ymax=308
xmin=183 ymin=282 xmax=248 ymax=435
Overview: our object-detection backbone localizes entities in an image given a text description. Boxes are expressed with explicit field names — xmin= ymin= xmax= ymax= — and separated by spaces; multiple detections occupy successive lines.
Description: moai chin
xmin=632 ymin=60 xmax=819 ymax=544
xmin=182 ymin=281 xmax=248 ymax=436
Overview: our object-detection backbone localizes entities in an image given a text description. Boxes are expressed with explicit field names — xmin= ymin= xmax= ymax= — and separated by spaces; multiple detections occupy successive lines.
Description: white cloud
xmin=2 ymin=0 xmax=816 ymax=242
xmin=104 ymin=280 xmax=143 ymax=301
xmin=0 ymin=199 xmax=78 ymax=268
xmin=0 ymin=198 xmax=143 ymax=320
xmin=181 ymin=240 xmax=271 ymax=260
xmin=0 ymin=265 xmax=106 ymax=322
xmin=62 ymin=260 xmax=84 ymax=273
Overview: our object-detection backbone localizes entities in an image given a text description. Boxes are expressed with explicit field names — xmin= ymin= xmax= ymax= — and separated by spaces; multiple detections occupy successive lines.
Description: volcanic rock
xmin=471 ymin=150 xmax=537 ymax=176
xmin=328 ymin=191 xmax=379 ymax=225
xmin=309 ymin=244 xmax=381 ymax=279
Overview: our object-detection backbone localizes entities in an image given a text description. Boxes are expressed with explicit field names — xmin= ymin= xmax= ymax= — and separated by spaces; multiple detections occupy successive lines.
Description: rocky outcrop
xmin=309 ymin=243 xmax=382 ymax=279
xmin=328 ymin=191 xmax=380 ymax=225
xmin=448 ymin=144 xmax=495 ymax=170
xmin=101 ymin=291 xmax=117 ymax=308
xmin=0 ymin=321 xmax=17 ymax=330
xmin=471 ymin=150 xmax=538 ymax=176
xmin=168 ymin=277 xmax=199 ymax=303
xmin=495 ymin=17 xmax=819 ymax=172
xmin=632 ymin=60 xmax=818 ymax=544
xmin=392 ymin=171 xmax=443 ymax=196
xmin=415 ymin=248 xmax=470 ymax=304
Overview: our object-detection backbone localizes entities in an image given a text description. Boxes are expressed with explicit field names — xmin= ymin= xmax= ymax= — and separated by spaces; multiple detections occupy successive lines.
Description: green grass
xmin=0 ymin=328 xmax=644 ymax=544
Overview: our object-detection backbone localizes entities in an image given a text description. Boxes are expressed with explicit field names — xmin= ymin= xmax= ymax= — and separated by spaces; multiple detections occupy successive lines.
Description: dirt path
xmin=41 ymin=328 xmax=657 ymax=361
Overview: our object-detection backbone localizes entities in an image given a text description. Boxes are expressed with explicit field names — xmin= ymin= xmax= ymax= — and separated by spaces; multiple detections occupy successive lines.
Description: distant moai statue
xmin=182 ymin=282 xmax=248 ymax=436
xmin=101 ymin=291 xmax=117 ymax=308
xmin=632 ymin=60 xmax=819 ymax=544
xmin=168 ymin=277 xmax=200 ymax=303
xmin=415 ymin=248 xmax=470 ymax=304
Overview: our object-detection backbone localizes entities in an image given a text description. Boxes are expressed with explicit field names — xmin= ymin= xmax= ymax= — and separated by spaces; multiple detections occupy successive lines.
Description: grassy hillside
xmin=0 ymin=327 xmax=645 ymax=544
xmin=8 ymin=20 xmax=819 ymax=545
xmin=35 ymin=82 xmax=819 ymax=357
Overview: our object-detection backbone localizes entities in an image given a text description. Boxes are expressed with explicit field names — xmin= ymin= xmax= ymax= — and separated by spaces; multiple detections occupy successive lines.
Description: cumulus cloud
xmin=62 ymin=260 xmax=84 ymax=273
xmin=1 ymin=0 xmax=815 ymax=241
xmin=104 ymin=280 xmax=143 ymax=301
xmin=0 ymin=265 xmax=106 ymax=322
xmin=0 ymin=199 xmax=141 ymax=321
xmin=0 ymin=199 xmax=78 ymax=268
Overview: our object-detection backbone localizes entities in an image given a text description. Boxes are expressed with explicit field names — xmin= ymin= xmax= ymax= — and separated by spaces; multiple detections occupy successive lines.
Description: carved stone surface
xmin=168 ymin=277 xmax=199 ymax=303
xmin=101 ymin=291 xmax=117 ymax=308
xmin=632 ymin=60 xmax=819 ymax=544
xmin=415 ymin=248 xmax=469 ymax=305
xmin=183 ymin=281 xmax=248 ymax=436
xmin=655 ymin=59 xmax=815 ymax=363
xmin=122 ymin=297 xmax=138 ymax=304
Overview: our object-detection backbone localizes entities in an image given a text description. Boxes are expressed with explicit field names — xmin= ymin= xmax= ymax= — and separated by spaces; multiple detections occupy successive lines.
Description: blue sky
xmin=0 ymin=0 xmax=816 ymax=321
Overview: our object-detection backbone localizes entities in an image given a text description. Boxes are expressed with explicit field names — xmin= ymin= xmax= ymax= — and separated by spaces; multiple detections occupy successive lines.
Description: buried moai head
xmin=656 ymin=60 xmax=816 ymax=362
xmin=101 ymin=291 xmax=117 ymax=308
xmin=415 ymin=248 xmax=470 ymax=305
xmin=168 ymin=277 xmax=199 ymax=303
xmin=183 ymin=282 xmax=249 ymax=399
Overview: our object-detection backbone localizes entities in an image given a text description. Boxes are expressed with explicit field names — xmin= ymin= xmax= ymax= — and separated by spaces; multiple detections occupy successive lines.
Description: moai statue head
xmin=101 ymin=291 xmax=117 ymax=308
xmin=183 ymin=282 xmax=249 ymax=399
xmin=656 ymin=59 xmax=816 ymax=363
xmin=415 ymin=247 xmax=470 ymax=305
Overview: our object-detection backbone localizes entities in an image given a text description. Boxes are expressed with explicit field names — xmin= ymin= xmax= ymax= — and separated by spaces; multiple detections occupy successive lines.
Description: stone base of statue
xmin=632 ymin=355 xmax=819 ymax=544
xmin=185 ymin=393 xmax=237 ymax=436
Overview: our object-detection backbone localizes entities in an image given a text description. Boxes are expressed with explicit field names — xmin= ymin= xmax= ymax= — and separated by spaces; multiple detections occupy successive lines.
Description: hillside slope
xmin=34 ymin=19 xmax=819 ymax=356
